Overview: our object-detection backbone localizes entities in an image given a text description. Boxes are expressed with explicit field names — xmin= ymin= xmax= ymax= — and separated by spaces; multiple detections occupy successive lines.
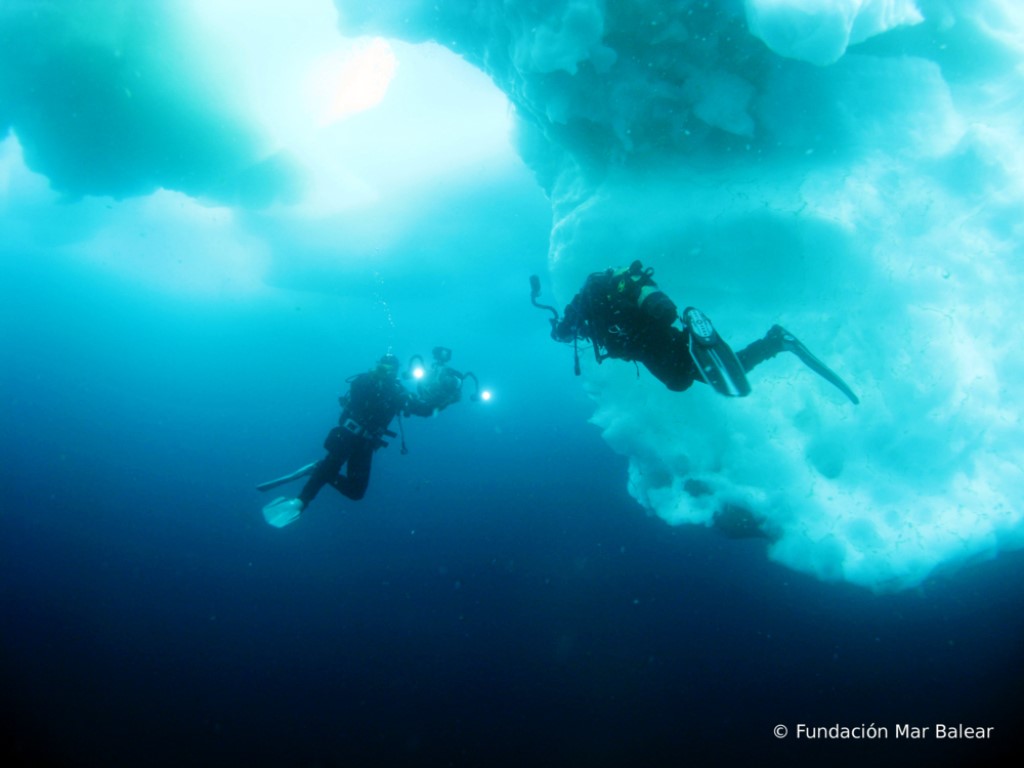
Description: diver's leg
xmin=298 ymin=427 xmax=352 ymax=508
xmin=333 ymin=441 xmax=373 ymax=500
xmin=736 ymin=326 xmax=785 ymax=372
xmin=298 ymin=452 xmax=342 ymax=508
xmin=636 ymin=327 xmax=699 ymax=392
xmin=738 ymin=326 xmax=859 ymax=404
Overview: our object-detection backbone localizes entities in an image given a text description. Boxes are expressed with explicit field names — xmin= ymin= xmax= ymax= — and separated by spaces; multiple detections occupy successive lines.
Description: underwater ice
xmin=334 ymin=0 xmax=1024 ymax=591
xmin=4 ymin=0 xmax=1024 ymax=590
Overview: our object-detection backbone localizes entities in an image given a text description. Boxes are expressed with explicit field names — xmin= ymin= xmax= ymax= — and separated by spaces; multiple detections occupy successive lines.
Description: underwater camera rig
xmin=405 ymin=346 xmax=482 ymax=411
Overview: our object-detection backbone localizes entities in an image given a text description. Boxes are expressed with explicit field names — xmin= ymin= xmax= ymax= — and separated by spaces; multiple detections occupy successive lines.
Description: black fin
xmin=683 ymin=308 xmax=752 ymax=397
xmin=256 ymin=461 xmax=318 ymax=493
xmin=775 ymin=327 xmax=859 ymax=405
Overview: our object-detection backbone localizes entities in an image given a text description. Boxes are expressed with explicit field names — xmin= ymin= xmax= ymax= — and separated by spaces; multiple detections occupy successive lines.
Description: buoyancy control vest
xmin=338 ymin=372 xmax=406 ymax=437
xmin=612 ymin=260 xmax=678 ymax=326
xmin=583 ymin=260 xmax=678 ymax=359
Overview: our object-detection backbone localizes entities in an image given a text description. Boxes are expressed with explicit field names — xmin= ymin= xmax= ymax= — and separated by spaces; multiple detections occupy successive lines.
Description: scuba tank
xmin=614 ymin=260 xmax=677 ymax=327
xmin=590 ymin=261 xmax=678 ymax=363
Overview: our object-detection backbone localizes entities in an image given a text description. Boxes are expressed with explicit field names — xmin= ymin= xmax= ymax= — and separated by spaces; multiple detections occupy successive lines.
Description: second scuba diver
xmin=258 ymin=350 xmax=483 ymax=528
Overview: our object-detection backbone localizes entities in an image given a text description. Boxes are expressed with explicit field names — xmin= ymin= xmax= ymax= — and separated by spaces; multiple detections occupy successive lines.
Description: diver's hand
xmin=551 ymin=318 xmax=578 ymax=342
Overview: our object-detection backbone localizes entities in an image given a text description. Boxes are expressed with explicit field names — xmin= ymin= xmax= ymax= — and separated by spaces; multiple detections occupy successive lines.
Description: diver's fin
xmin=262 ymin=497 xmax=304 ymax=528
xmin=683 ymin=307 xmax=752 ymax=397
xmin=771 ymin=326 xmax=859 ymax=405
xmin=256 ymin=461 xmax=318 ymax=493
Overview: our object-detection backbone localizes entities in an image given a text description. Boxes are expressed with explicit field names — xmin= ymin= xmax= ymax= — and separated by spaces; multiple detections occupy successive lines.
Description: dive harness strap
xmin=397 ymin=412 xmax=408 ymax=455
xmin=342 ymin=417 xmax=397 ymax=448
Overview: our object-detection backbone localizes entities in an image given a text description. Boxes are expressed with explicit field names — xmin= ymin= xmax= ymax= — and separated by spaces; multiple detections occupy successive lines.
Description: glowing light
xmin=310 ymin=37 xmax=398 ymax=126
xmin=411 ymin=366 xmax=425 ymax=380
xmin=480 ymin=389 xmax=492 ymax=402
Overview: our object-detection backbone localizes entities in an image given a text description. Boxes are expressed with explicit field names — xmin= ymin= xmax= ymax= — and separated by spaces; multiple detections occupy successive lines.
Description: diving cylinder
xmin=637 ymin=283 xmax=677 ymax=326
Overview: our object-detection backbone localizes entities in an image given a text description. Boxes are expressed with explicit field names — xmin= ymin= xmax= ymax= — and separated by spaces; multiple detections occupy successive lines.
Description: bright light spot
xmin=309 ymin=37 xmax=398 ymax=126
xmin=480 ymin=389 xmax=493 ymax=402
xmin=412 ymin=366 xmax=425 ymax=380
xmin=184 ymin=0 xmax=518 ymax=220
xmin=263 ymin=39 xmax=519 ymax=219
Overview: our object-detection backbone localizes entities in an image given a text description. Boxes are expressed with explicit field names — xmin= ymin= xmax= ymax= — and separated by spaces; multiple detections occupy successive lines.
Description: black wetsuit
xmin=553 ymin=266 xmax=783 ymax=391
xmin=299 ymin=372 xmax=432 ymax=507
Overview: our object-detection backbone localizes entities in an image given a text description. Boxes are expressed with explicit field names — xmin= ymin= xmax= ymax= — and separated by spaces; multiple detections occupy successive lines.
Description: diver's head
xmin=375 ymin=354 xmax=400 ymax=379
xmin=431 ymin=346 xmax=452 ymax=365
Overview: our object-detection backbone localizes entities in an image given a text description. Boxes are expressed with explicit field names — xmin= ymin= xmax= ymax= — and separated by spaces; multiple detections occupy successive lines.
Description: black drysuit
xmin=552 ymin=266 xmax=782 ymax=391
xmin=299 ymin=372 xmax=432 ymax=507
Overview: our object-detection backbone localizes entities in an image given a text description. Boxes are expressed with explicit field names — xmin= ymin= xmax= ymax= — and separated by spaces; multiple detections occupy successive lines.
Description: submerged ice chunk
xmin=744 ymin=0 xmax=924 ymax=64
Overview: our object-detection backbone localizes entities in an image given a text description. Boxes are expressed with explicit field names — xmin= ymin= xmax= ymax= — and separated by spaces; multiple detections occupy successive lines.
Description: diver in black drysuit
xmin=259 ymin=349 xmax=484 ymax=527
xmin=297 ymin=354 xmax=435 ymax=510
xmin=541 ymin=260 xmax=858 ymax=402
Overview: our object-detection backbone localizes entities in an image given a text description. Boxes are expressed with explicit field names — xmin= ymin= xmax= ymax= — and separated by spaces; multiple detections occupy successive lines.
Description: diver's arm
xmin=402 ymin=392 xmax=436 ymax=418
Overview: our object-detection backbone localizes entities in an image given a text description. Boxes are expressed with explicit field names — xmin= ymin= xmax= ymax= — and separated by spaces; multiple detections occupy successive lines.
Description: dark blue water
xmin=3 ymin=255 xmax=1021 ymax=768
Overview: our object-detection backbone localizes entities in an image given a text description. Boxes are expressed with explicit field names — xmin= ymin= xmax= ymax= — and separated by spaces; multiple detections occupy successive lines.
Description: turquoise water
xmin=3 ymin=2 xmax=1023 ymax=765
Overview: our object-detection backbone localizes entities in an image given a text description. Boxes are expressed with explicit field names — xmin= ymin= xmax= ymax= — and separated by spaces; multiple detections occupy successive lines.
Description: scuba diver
xmin=405 ymin=346 xmax=485 ymax=414
xmin=258 ymin=353 xmax=432 ymax=527
xmin=258 ymin=350 xmax=484 ymax=528
xmin=530 ymin=261 xmax=858 ymax=404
